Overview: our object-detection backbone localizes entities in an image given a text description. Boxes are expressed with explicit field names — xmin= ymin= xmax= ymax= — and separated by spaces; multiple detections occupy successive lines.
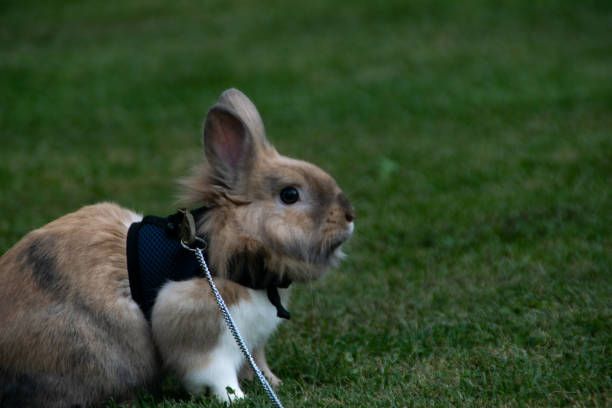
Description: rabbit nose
xmin=337 ymin=192 xmax=355 ymax=223
xmin=345 ymin=210 xmax=355 ymax=223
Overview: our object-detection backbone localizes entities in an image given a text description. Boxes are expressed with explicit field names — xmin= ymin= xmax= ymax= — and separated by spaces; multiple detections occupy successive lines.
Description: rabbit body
xmin=0 ymin=89 xmax=354 ymax=406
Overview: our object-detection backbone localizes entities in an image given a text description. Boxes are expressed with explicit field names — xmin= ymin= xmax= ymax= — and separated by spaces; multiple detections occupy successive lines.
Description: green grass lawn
xmin=1 ymin=0 xmax=611 ymax=406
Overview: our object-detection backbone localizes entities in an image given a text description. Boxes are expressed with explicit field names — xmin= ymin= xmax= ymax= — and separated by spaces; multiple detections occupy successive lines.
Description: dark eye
xmin=280 ymin=187 xmax=299 ymax=204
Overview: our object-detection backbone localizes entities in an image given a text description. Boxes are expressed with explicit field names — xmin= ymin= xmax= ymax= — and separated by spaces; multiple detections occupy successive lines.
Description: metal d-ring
xmin=180 ymin=236 xmax=207 ymax=252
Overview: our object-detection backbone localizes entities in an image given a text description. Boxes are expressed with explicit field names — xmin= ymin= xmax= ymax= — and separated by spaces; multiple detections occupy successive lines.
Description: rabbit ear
xmin=203 ymin=105 xmax=254 ymax=187
xmin=216 ymin=88 xmax=271 ymax=150
xmin=203 ymin=89 xmax=274 ymax=187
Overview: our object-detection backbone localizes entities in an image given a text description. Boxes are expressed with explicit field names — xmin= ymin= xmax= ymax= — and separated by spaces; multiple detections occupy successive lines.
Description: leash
xmin=181 ymin=239 xmax=285 ymax=407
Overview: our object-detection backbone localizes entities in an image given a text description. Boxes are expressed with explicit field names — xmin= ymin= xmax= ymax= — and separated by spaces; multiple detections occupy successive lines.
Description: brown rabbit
xmin=0 ymin=89 xmax=354 ymax=406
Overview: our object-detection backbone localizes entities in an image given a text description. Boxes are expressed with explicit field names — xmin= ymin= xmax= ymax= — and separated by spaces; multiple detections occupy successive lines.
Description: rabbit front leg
xmin=152 ymin=279 xmax=251 ymax=403
xmin=255 ymin=347 xmax=283 ymax=388
xmin=183 ymin=345 xmax=245 ymax=402
xmin=239 ymin=346 xmax=282 ymax=389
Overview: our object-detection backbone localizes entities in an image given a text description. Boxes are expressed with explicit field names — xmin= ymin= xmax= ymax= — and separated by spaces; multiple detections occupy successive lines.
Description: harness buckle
xmin=178 ymin=208 xmax=208 ymax=251
xmin=178 ymin=208 xmax=197 ymax=245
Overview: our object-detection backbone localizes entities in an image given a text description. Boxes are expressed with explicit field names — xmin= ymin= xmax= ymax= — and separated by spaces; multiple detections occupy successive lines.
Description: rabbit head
xmin=181 ymin=89 xmax=354 ymax=283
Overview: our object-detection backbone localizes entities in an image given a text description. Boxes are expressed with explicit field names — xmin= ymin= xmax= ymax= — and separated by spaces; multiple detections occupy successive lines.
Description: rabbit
xmin=0 ymin=88 xmax=354 ymax=407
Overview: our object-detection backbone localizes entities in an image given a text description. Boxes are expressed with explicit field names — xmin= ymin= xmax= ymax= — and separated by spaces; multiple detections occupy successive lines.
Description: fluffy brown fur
xmin=0 ymin=89 xmax=354 ymax=406
xmin=0 ymin=203 xmax=158 ymax=407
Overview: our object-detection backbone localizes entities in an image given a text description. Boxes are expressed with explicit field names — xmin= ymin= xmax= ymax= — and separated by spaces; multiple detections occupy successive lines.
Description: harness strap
xmin=126 ymin=208 xmax=291 ymax=321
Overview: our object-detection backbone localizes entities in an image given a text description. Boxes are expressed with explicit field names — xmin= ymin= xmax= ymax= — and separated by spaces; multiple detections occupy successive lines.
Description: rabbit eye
xmin=280 ymin=187 xmax=299 ymax=204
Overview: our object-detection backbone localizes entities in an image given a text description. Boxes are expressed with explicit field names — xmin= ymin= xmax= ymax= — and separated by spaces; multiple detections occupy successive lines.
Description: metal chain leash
xmin=191 ymin=246 xmax=285 ymax=408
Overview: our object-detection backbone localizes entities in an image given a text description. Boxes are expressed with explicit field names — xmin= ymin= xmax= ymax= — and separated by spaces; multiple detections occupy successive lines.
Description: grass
xmin=1 ymin=0 xmax=611 ymax=406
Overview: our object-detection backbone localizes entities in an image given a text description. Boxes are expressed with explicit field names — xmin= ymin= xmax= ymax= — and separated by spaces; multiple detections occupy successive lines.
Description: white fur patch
xmin=123 ymin=210 xmax=143 ymax=229
xmin=184 ymin=288 xmax=287 ymax=402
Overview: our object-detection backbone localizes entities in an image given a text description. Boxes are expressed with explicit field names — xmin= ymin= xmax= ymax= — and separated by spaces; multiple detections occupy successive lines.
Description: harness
xmin=126 ymin=208 xmax=291 ymax=321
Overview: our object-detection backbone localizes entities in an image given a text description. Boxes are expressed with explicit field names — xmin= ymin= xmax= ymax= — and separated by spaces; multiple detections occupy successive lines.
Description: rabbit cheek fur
xmin=0 ymin=203 xmax=158 ymax=407
xmin=151 ymin=89 xmax=355 ymax=402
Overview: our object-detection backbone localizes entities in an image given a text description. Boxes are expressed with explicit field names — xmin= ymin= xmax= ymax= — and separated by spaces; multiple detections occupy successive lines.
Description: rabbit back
xmin=0 ymin=203 xmax=158 ymax=407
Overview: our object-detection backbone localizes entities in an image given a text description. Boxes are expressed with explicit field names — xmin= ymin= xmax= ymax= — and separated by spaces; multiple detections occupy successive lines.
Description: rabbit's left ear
xmin=216 ymin=88 xmax=269 ymax=149
xmin=203 ymin=89 xmax=275 ymax=187
xmin=203 ymin=105 xmax=253 ymax=187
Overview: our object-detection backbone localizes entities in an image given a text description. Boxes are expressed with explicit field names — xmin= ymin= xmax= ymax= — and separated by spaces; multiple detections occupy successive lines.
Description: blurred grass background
xmin=1 ymin=0 xmax=611 ymax=406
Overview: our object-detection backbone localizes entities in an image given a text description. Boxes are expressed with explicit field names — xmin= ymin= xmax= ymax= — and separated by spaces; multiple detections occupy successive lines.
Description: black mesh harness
xmin=126 ymin=209 xmax=291 ymax=321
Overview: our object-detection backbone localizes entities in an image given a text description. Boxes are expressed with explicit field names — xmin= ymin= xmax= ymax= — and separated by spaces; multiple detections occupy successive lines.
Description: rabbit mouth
xmin=323 ymin=237 xmax=347 ymax=262
xmin=328 ymin=240 xmax=344 ymax=254
xmin=322 ymin=228 xmax=353 ymax=262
